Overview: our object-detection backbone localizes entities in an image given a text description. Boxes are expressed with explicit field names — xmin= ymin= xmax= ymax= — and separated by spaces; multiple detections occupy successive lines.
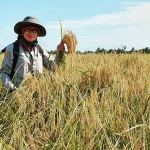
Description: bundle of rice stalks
xmin=57 ymin=17 xmax=78 ymax=68
xmin=62 ymin=30 xmax=78 ymax=54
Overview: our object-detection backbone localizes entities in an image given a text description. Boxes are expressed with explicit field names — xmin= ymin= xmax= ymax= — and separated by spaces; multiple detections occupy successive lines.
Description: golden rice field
xmin=0 ymin=53 xmax=150 ymax=150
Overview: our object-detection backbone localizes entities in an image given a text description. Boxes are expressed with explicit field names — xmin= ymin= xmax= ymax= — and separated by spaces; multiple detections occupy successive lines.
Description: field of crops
xmin=0 ymin=53 xmax=150 ymax=150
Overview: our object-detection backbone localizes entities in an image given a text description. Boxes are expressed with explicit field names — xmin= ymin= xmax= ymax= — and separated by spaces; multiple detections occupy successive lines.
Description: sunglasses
xmin=23 ymin=27 xmax=40 ymax=35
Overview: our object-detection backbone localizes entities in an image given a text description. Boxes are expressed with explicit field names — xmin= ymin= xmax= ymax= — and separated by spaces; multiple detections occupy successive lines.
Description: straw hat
xmin=14 ymin=16 xmax=46 ymax=37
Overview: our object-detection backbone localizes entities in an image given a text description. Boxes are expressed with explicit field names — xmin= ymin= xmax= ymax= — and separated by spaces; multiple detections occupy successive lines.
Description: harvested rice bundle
xmin=57 ymin=17 xmax=78 ymax=68
xmin=63 ymin=30 xmax=78 ymax=54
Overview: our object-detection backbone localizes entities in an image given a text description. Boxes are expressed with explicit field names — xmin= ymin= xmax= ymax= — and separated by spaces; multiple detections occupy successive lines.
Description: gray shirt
xmin=1 ymin=43 xmax=56 ymax=90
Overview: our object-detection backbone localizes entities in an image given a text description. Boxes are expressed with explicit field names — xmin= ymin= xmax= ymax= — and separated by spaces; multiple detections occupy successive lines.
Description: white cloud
xmin=2 ymin=28 xmax=12 ymax=31
xmin=45 ymin=2 xmax=150 ymax=29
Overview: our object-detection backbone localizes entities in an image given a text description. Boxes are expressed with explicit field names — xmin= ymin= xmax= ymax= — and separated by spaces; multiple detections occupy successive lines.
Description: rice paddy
xmin=0 ymin=53 xmax=150 ymax=150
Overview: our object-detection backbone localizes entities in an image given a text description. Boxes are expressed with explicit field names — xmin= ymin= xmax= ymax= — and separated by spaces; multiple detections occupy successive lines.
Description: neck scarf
xmin=17 ymin=34 xmax=38 ymax=51
xmin=16 ymin=34 xmax=43 ymax=55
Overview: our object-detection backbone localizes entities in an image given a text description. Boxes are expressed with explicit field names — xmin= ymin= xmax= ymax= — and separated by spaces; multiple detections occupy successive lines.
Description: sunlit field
xmin=0 ymin=53 xmax=150 ymax=150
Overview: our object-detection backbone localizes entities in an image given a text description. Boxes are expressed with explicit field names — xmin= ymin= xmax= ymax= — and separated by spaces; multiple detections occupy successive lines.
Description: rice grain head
xmin=63 ymin=30 xmax=78 ymax=54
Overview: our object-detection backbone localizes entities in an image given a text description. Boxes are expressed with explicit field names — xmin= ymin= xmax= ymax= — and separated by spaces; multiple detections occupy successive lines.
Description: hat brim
xmin=14 ymin=22 xmax=46 ymax=37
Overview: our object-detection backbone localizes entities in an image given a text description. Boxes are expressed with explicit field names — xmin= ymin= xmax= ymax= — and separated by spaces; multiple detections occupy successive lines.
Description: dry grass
xmin=0 ymin=53 xmax=150 ymax=149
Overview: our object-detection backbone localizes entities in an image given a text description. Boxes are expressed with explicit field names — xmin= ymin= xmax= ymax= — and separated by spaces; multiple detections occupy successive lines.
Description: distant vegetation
xmin=1 ymin=45 xmax=150 ymax=55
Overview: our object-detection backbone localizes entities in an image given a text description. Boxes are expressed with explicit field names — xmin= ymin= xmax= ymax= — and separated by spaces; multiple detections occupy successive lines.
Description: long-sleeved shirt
xmin=1 ymin=43 xmax=58 ymax=90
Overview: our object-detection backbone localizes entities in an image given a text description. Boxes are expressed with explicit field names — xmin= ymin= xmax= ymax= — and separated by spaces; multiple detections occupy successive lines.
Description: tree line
xmin=47 ymin=46 xmax=150 ymax=54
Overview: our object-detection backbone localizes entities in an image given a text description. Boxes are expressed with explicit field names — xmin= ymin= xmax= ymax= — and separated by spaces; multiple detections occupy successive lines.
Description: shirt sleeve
xmin=39 ymin=45 xmax=65 ymax=72
xmin=41 ymin=46 xmax=55 ymax=72
xmin=1 ymin=44 xmax=15 ymax=90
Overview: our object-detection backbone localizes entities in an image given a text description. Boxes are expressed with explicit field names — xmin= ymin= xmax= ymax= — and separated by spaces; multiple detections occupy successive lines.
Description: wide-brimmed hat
xmin=14 ymin=16 xmax=46 ymax=37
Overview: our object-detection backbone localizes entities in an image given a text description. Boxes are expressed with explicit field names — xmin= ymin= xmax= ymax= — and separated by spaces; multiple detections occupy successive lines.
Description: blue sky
xmin=0 ymin=0 xmax=150 ymax=52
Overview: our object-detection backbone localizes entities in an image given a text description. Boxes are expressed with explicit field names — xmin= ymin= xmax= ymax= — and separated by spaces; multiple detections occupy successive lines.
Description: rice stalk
xmin=57 ymin=17 xmax=66 ymax=68
xmin=58 ymin=16 xmax=63 ymax=40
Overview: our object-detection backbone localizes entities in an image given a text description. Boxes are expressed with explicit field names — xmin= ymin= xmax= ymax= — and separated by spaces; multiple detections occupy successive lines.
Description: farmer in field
xmin=0 ymin=16 xmax=65 ymax=91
